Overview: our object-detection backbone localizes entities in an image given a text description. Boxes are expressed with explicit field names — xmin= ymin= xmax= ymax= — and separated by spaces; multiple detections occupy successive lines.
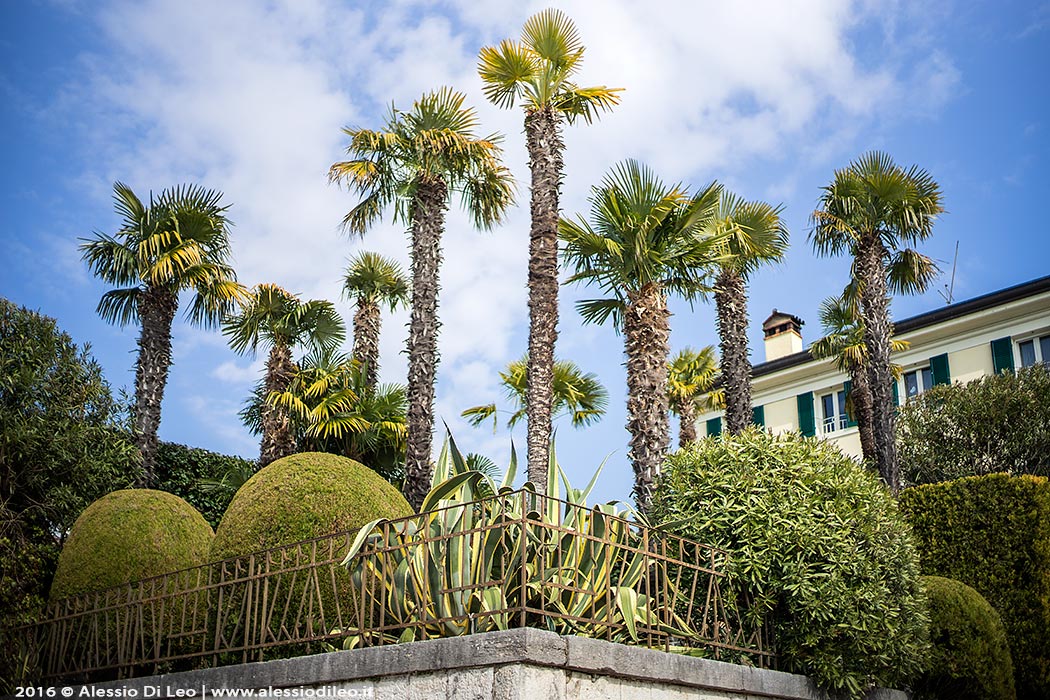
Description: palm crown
xmin=477 ymin=8 xmax=621 ymax=120
xmin=329 ymin=87 xmax=514 ymax=234
xmin=711 ymin=191 xmax=789 ymax=277
xmin=811 ymin=151 xmax=943 ymax=257
xmin=343 ymin=252 xmax=410 ymax=309
xmin=81 ymin=182 xmax=243 ymax=327
xmin=461 ymin=356 xmax=609 ymax=431
xmin=223 ymin=284 xmax=345 ymax=357
xmin=560 ymin=160 xmax=723 ymax=328
xmin=668 ymin=346 xmax=722 ymax=413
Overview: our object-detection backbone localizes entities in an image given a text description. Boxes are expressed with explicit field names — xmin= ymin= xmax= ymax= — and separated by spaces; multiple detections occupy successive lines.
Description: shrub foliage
xmin=651 ymin=429 xmax=929 ymax=699
xmin=898 ymin=364 xmax=1050 ymax=485
xmin=154 ymin=441 xmax=257 ymax=528
xmin=900 ymin=474 xmax=1050 ymax=700
xmin=913 ymin=575 xmax=1015 ymax=700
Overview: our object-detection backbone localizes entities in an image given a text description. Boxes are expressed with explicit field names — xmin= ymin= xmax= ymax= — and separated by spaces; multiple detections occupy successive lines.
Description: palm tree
xmin=461 ymin=355 xmax=609 ymax=432
xmin=710 ymin=192 xmax=789 ymax=434
xmin=811 ymin=151 xmax=943 ymax=493
xmin=667 ymin=346 xmax=721 ymax=448
xmin=329 ymin=87 xmax=514 ymax=509
xmin=81 ymin=182 xmax=244 ymax=484
xmin=223 ymin=284 xmax=345 ymax=467
xmin=343 ymin=252 xmax=409 ymax=392
xmin=560 ymin=160 xmax=722 ymax=511
xmin=811 ymin=254 xmax=938 ymax=463
xmin=478 ymin=9 xmax=621 ymax=492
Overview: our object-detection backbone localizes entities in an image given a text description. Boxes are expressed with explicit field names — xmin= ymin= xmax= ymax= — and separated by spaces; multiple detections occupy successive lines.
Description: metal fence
xmin=14 ymin=489 xmax=773 ymax=682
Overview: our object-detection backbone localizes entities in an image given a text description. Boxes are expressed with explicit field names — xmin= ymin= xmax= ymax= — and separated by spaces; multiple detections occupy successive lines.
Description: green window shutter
xmin=892 ymin=380 xmax=900 ymax=406
xmin=991 ymin=337 xmax=1015 ymax=374
xmin=843 ymin=380 xmax=857 ymax=427
xmin=930 ymin=353 xmax=951 ymax=386
xmin=706 ymin=417 xmax=722 ymax=437
xmin=796 ymin=392 xmax=815 ymax=437
xmin=752 ymin=405 xmax=765 ymax=428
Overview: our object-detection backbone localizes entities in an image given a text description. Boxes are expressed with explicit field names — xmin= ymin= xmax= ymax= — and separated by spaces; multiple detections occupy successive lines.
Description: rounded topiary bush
xmin=651 ymin=429 xmax=929 ymax=700
xmin=50 ymin=489 xmax=214 ymax=600
xmin=913 ymin=576 xmax=1015 ymax=700
xmin=211 ymin=452 xmax=412 ymax=561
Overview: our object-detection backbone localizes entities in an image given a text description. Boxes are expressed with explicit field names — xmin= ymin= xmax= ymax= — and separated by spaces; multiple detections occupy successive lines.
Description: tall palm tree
xmin=667 ymin=346 xmax=721 ymax=448
xmin=342 ymin=252 xmax=409 ymax=392
xmin=478 ymin=9 xmax=621 ymax=491
xmin=811 ymin=151 xmax=943 ymax=493
xmin=329 ymin=87 xmax=514 ymax=509
xmin=560 ymin=160 xmax=722 ymax=511
xmin=811 ymin=254 xmax=938 ymax=463
xmin=223 ymin=284 xmax=345 ymax=467
xmin=81 ymin=182 xmax=244 ymax=484
xmin=461 ymin=355 xmax=609 ymax=432
xmin=710 ymin=192 xmax=789 ymax=434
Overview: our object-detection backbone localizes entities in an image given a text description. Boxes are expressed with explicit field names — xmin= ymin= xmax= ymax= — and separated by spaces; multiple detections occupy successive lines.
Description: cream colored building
xmin=698 ymin=275 xmax=1050 ymax=457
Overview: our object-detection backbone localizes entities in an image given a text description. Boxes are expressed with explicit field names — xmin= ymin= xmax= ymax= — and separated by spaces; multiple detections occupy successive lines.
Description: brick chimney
xmin=762 ymin=309 xmax=804 ymax=362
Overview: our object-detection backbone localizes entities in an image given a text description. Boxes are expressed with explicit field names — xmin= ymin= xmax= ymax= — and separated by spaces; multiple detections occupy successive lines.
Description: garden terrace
xmin=13 ymin=489 xmax=773 ymax=683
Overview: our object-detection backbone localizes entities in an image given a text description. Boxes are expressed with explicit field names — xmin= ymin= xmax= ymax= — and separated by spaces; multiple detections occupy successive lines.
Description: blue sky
xmin=2 ymin=0 xmax=1048 ymax=505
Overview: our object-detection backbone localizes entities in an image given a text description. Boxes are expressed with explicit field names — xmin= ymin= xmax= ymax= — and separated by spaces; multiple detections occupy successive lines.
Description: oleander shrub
xmin=651 ymin=429 xmax=929 ymax=700
xmin=50 ymin=489 xmax=214 ymax=600
xmin=900 ymin=474 xmax=1050 ymax=699
xmin=913 ymin=576 xmax=1014 ymax=700
xmin=898 ymin=363 xmax=1050 ymax=485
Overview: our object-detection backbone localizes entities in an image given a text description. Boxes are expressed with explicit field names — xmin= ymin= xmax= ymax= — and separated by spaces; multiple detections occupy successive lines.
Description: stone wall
xmin=74 ymin=629 xmax=905 ymax=700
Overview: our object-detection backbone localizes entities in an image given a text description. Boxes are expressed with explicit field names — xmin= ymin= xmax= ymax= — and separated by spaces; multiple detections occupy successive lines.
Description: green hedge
xmin=914 ymin=575 xmax=1015 ymax=700
xmin=155 ymin=441 xmax=257 ymax=528
xmin=652 ymin=429 xmax=928 ymax=699
xmin=900 ymin=474 xmax=1050 ymax=699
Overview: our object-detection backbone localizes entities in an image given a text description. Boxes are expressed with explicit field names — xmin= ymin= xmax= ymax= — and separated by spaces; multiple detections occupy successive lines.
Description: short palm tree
xmin=811 ymin=253 xmax=937 ymax=463
xmin=461 ymin=355 xmax=609 ymax=432
xmin=560 ymin=160 xmax=722 ymax=511
xmin=667 ymin=346 xmax=722 ymax=448
xmin=223 ymin=284 xmax=345 ymax=467
xmin=343 ymin=251 xmax=409 ymax=392
xmin=243 ymin=349 xmax=408 ymax=484
xmin=81 ymin=182 xmax=244 ymax=484
xmin=329 ymin=87 xmax=514 ymax=509
xmin=710 ymin=192 xmax=789 ymax=434
xmin=811 ymin=151 xmax=943 ymax=493
xmin=478 ymin=9 xmax=621 ymax=491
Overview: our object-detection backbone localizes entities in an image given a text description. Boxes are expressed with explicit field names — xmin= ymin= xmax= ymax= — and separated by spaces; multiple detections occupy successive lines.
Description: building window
xmin=1018 ymin=333 xmax=1050 ymax=368
xmin=821 ymin=390 xmax=847 ymax=433
xmin=904 ymin=366 xmax=933 ymax=399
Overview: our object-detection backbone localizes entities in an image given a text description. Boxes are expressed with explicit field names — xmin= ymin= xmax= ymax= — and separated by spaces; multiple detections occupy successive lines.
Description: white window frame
xmin=903 ymin=365 xmax=934 ymax=401
xmin=819 ymin=388 xmax=848 ymax=434
xmin=1017 ymin=330 xmax=1050 ymax=368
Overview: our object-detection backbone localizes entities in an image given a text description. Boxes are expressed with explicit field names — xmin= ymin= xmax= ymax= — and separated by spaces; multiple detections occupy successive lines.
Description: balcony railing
xmin=12 ymin=489 xmax=773 ymax=683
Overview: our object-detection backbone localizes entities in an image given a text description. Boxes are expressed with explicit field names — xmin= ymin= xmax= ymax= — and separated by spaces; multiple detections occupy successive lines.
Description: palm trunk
xmin=675 ymin=398 xmax=698 ymax=448
xmin=352 ymin=298 xmax=383 ymax=392
xmin=523 ymin=107 xmax=564 ymax=494
xmin=403 ymin=177 xmax=448 ymax=510
xmin=714 ymin=269 xmax=753 ymax=434
xmin=260 ymin=343 xmax=297 ymax=468
xmin=847 ymin=360 xmax=877 ymax=463
xmin=624 ymin=283 xmax=671 ymax=513
xmin=856 ymin=235 xmax=899 ymax=493
xmin=134 ymin=285 xmax=178 ymax=486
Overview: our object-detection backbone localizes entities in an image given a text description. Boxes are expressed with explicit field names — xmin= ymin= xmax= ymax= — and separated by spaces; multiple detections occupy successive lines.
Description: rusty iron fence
xmin=13 ymin=489 xmax=773 ymax=682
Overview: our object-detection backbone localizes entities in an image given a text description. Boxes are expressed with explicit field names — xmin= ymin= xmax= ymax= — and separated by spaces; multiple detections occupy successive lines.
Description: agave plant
xmin=338 ymin=434 xmax=699 ymax=649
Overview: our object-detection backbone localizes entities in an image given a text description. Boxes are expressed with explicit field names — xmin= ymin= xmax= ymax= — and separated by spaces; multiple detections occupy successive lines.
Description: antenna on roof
xmin=938 ymin=241 xmax=959 ymax=305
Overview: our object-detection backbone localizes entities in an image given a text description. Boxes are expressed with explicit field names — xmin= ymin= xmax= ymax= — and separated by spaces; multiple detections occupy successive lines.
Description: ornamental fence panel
xmin=11 ymin=489 xmax=773 ymax=683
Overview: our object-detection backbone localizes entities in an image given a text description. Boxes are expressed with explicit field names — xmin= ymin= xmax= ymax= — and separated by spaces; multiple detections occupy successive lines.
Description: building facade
xmin=698 ymin=275 xmax=1050 ymax=457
